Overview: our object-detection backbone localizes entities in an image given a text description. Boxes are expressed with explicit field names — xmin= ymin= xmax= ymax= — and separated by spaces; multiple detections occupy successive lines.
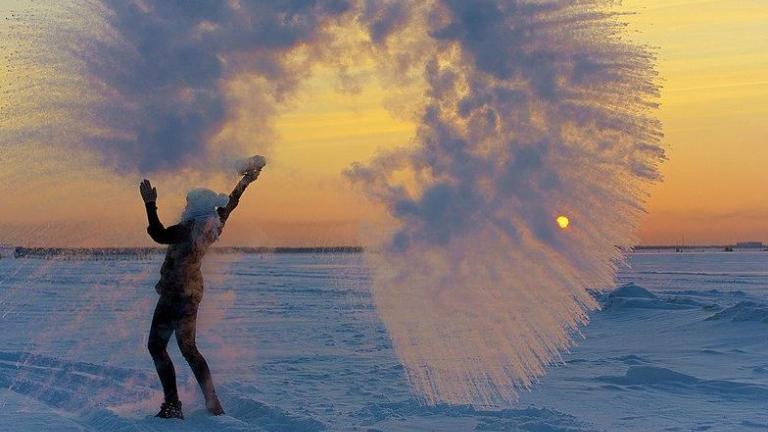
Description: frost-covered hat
xmin=181 ymin=188 xmax=228 ymax=222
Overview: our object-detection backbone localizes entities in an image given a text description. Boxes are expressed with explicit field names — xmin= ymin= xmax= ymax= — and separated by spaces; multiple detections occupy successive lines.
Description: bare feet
xmin=206 ymin=398 xmax=225 ymax=416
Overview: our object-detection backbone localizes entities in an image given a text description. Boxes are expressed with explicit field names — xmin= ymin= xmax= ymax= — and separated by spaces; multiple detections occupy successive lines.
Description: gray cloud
xmin=79 ymin=0 xmax=353 ymax=173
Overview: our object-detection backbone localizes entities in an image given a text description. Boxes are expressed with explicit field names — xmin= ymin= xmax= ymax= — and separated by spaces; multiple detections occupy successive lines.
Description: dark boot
xmin=155 ymin=400 xmax=184 ymax=419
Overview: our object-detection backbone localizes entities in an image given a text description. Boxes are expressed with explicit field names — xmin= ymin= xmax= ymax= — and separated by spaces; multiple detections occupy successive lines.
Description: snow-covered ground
xmin=0 ymin=251 xmax=766 ymax=431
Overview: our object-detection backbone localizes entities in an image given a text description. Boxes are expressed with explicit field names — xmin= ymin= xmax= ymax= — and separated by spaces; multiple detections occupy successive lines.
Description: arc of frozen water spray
xmin=2 ymin=0 xmax=663 ymax=408
xmin=347 ymin=0 xmax=664 ymax=406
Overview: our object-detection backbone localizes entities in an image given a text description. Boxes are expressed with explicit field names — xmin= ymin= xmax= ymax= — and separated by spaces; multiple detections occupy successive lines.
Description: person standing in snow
xmin=139 ymin=168 xmax=261 ymax=419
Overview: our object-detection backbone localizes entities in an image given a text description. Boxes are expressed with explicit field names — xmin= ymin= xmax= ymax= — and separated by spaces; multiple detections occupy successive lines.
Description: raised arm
xmin=139 ymin=179 xmax=189 ymax=244
xmin=217 ymin=169 xmax=261 ymax=224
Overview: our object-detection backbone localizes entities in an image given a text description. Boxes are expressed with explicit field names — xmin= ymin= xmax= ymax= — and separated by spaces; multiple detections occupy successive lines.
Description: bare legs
xmin=148 ymin=297 xmax=223 ymax=414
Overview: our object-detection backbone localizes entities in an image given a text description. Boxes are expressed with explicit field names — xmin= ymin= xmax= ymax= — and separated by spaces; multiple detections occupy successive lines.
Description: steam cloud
xmin=78 ymin=0 xmax=354 ymax=172
xmin=347 ymin=0 xmax=663 ymax=406
xmin=3 ymin=0 xmax=663 ymax=407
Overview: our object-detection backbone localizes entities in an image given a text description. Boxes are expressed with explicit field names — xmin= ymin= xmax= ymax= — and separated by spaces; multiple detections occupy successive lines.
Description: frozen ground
xmin=0 ymin=251 xmax=766 ymax=431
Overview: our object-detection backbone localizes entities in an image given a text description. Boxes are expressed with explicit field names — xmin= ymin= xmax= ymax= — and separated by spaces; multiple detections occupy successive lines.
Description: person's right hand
xmin=139 ymin=179 xmax=158 ymax=203
xmin=243 ymin=168 xmax=262 ymax=183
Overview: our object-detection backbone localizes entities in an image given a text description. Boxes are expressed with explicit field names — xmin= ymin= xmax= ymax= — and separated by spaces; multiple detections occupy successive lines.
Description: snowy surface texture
xmin=1 ymin=251 xmax=766 ymax=431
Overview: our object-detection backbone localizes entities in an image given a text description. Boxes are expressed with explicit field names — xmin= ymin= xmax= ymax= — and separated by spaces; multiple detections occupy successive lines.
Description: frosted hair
xmin=180 ymin=188 xmax=229 ymax=222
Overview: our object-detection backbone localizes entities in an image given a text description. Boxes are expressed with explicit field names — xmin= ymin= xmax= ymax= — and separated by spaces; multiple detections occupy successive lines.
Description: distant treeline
xmin=635 ymin=244 xmax=766 ymax=252
xmin=6 ymin=245 xmax=765 ymax=259
xmin=11 ymin=246 xmax=364 ymax=259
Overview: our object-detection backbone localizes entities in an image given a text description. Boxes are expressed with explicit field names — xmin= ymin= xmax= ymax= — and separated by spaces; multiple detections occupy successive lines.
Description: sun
xmin=556 ymin=215 xmax=570 ymax=229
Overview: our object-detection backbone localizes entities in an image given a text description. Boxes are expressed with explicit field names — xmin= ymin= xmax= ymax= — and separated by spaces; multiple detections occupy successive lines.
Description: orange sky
xmin=624 ymin=0 xmax=768 ymax=245
xmin=0 ymin=1 xmax=766 ymax=247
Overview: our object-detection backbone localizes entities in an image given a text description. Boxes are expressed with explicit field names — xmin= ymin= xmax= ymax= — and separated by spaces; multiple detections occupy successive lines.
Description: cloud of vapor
xmin=347 ymin=0 xmax=664 ymax=406
xmin=77 ymin=0 xmax=355 ymax=173
xmin=0 ymin=0 xmax=423 ymax=176
xmin=0 ymin=0 xmax=356 ymax=175
xmin=3 ymin=0 xmax=664 ymax=408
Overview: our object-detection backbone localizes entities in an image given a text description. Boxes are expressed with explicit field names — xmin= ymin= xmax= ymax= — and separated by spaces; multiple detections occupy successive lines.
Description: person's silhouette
xmin=139 ymin=169 xmax=261 ymax=419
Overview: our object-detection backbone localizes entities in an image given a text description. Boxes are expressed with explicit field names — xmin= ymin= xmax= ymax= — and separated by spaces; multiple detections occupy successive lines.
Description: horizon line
xmin=3 ymin=243 xmax=767 ymax=258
